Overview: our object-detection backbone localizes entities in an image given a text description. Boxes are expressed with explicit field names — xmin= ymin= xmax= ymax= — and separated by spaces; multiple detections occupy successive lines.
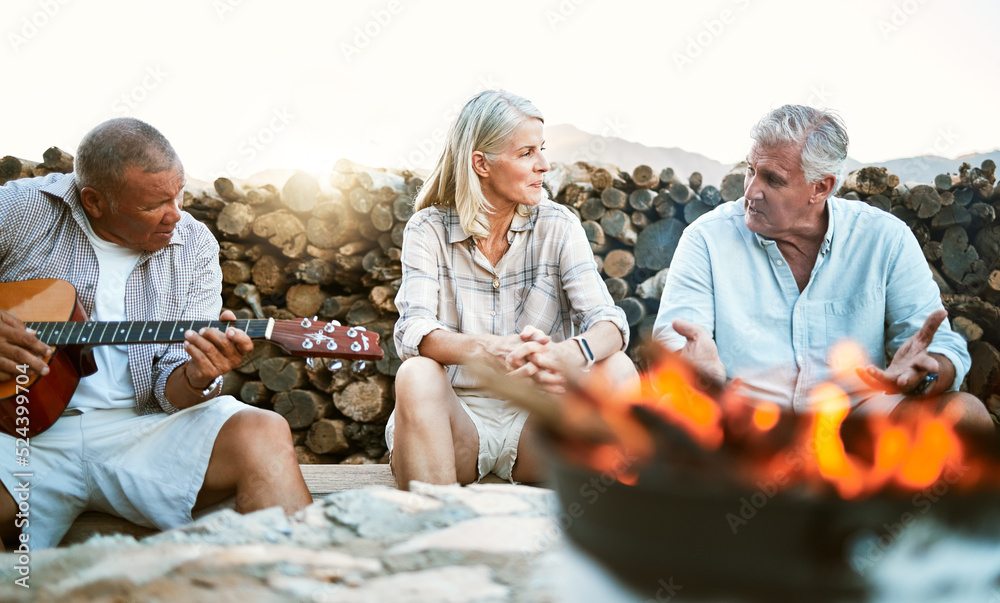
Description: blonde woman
xmin=388 ymin=90 xmax=638 ymax=490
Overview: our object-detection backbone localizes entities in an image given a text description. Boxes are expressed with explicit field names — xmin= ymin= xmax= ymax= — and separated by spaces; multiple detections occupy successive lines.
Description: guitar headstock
xmin=268 ymin=318 xmax=383 ymax=360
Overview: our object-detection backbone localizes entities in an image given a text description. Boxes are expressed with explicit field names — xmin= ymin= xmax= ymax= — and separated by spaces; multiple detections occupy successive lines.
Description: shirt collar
xmin=445 ymin=204 xmax=538 ymax=244
xmin=39 ymin=171 xmax=77 ymax=200
xmin=750 ymin=196 xmax=836 ymax=255
xmin=39 ymin=172 xmax=187 ymax=250
xmin=819 ymin=196 xmax=837 ymax=256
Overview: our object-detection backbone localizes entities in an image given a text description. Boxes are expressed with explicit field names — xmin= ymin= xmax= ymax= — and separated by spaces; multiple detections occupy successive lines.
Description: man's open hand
xmin=858 ymin=309 xmax=944 ymax=394
xmin=672 ymin=319 xmax=726 ymax=384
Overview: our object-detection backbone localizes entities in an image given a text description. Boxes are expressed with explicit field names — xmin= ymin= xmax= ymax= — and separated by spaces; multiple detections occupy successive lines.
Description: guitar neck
xmin=26 ymin=319 xmax=274 ymax=347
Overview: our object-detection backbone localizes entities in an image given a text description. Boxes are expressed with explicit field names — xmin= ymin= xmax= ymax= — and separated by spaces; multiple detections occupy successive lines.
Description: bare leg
xmin=0 ymin=485 xmax=15 ymax=551
xmin=195 ymin=407 xmax=311 ymax=515
xmin=510 ymin=414 xmax=547 ymax=483
xmin=511 ymin=350 xmax=639 ymax=482
xmin=890 ymin=391 xmax=994 ymax=432
xmin=391 ymin=357 xmax=480 ymax=490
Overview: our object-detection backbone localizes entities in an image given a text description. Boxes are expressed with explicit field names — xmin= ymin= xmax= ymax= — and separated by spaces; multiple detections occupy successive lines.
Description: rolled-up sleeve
xmin=393 ymin=216 xmax=448 ymax=360
xmin=151 ymin=232 xmax=224 ymax=413
xmin=559 ymin=215 xmax=629 ymax=349
xmin=884 ymin=225 xmax=970 ymax=391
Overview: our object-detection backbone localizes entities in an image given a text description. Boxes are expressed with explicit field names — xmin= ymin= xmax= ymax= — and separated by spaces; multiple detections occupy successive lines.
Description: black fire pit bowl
xmin=548 ymin=446 xmax=1000 ymax=602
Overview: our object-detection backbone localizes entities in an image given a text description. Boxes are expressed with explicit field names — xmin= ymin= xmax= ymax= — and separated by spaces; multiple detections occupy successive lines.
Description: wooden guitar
xmin=0 ymin=279 xmax=383 ymax=438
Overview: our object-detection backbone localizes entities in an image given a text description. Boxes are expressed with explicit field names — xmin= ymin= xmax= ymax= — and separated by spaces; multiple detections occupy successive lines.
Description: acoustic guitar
xmin=0 ymin=278 xmax=383 ymax=438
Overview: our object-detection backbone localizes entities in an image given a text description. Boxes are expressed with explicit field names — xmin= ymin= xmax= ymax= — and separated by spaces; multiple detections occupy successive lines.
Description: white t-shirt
xmin=68 ymin=216 xmax=143 ymax=410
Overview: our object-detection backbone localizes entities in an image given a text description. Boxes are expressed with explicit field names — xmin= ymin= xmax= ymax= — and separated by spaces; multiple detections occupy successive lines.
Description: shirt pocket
xmin=824 ymin=287 xmax=886 ymax=365
xmin=515 ymin=269 xmax=562 ymax=334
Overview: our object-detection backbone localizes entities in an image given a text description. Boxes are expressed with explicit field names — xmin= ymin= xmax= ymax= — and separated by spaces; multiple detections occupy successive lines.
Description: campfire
xmin=470 ymin=342 xmax=1000 ymax=600
xmin=579 ymin=343 xmax=997 ymax=500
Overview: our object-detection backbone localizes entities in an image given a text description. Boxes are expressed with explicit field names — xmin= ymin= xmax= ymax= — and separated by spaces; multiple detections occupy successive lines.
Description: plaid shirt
xmin=394 ymin=201 xmax=628 ymax=387
xmin=0 ymin=173 xmax=223 ymax=415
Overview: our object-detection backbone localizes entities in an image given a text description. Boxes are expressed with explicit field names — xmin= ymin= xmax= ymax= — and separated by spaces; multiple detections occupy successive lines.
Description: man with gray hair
xmin=0 ymin=118 xmax=311 ymax=550
xmin=653 ymin=105 xmax=990 ymax=428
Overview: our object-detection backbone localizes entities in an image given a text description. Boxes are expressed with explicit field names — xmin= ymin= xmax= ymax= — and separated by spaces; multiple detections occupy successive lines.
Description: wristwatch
xmin=186 ymin=373 xmax=224 ymax=399
xmin=911 ymin=372 xmax=938 ymax=396
xmin=571 ymin=336 xmax=595 ymax=371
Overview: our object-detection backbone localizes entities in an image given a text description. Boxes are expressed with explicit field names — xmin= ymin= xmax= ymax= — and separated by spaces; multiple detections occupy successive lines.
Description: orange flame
xmin=898 ymin=418 xmax=961 ymax=488
xmin=808 ymin=384 xmax=864 ymax=498
xmin=554 ymin=345 xmax=987 ymax=499
xmin=646 ymin=356 xmax=723 ymax=449
xmin=751 ymin=402 xmax=780 ymax=432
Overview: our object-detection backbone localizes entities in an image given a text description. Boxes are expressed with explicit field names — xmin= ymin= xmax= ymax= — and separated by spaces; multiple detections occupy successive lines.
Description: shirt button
xmin=776 ymin=260 xmax=784 ymax=266
xmin=797 ymin=355 xmax=804 ymax=363
xmin=493 ymin=279 xmax=499 ymax=289
xmin=491 ymin=311 xmax=496 ymax=317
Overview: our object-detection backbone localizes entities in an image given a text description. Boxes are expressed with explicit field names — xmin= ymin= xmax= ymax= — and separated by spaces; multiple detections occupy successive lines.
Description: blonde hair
xmin=415 ymin=90 xmax=543 ymax=239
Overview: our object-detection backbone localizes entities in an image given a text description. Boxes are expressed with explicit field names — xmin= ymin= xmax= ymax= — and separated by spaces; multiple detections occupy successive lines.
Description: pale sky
xmin=4 ymin=0 xmax=998 ymax=181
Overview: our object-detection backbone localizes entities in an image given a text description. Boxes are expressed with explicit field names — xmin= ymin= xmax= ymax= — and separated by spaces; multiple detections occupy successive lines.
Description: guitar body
xmin=0 ymin=279 xmax=95 ymax=438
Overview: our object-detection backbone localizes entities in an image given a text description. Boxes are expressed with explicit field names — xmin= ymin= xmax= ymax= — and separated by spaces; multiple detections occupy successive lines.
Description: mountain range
xmin=544 ymin=124 xmax=1000 ymax=187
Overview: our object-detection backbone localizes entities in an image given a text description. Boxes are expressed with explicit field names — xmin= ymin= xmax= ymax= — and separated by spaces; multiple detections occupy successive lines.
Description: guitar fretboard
xmin=26 ymin=319 xmax=273 ymax=347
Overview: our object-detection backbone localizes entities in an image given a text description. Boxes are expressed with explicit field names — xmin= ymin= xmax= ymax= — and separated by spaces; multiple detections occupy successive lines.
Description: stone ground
xmin=0 ymin=482 xmax=565 ymax=602
xmin=5 ymin=481 xmax=997 ymax=602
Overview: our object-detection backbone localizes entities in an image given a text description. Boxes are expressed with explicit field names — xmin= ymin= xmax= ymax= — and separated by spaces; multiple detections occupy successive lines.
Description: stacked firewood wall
xmin=3 ymin=149 xmax=998 ymax=464
xmin=193 ymin=158 xmax=413 ymax=465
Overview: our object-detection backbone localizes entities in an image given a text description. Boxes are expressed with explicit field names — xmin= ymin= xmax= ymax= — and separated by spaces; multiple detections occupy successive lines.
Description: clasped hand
xmin=498 ymin=325 xmax=580 ymax=394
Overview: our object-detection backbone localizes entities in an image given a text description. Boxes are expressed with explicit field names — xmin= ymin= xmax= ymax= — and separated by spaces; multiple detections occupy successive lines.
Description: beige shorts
xmin=849 ymin=392 xmax=908 ymax=416
xmin=0 ymin=395 xmax=246 ymax=549
xmin=385 ymin=388 xmax=530 ymax=482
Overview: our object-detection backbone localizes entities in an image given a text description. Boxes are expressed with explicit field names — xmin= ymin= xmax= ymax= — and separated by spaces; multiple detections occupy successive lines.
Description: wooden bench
xmin=59 ymin=464 xmax=398 ymax=546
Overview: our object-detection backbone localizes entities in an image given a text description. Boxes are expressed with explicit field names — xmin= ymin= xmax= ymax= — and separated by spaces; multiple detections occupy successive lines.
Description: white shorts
xmin=0 ymin=395 xmax=246 ymax=549
xmin=386 ymin=388 xmax=530 ymax=482
xmin=850 ymin=392 xmax=907 ymax=416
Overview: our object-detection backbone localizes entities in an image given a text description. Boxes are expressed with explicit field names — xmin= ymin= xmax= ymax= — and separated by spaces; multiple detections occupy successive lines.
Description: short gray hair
xmin=75 ymin=117 xmax=182 ymax=211
xmin=750 ymin=105 xmax=849 ymax=195
xmin=414 ymin=90 xmax=543 ymax=239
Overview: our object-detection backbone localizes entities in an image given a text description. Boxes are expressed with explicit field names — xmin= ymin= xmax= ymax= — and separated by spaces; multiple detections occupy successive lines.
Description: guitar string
xmin=25 ymin=319 xmax=277 ymax=345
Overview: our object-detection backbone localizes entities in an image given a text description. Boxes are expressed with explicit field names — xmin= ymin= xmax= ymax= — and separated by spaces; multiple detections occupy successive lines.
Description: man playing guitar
xmin=0 ymin=118 xmax=312 ymax=549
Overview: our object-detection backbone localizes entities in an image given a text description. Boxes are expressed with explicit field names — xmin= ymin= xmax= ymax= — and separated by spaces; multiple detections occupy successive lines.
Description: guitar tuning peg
xmin=312 ymin=316 xmax=318 ymax=321
xmin=305 ymin=357 xmax=316 ymax=371
xmin=351 ymin=359 xmax=375 ymax=377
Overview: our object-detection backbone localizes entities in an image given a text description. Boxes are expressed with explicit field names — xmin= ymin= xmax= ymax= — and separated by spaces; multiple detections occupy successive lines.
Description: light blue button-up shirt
xmin=652 ymin=196 xmax=970 ymax=411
